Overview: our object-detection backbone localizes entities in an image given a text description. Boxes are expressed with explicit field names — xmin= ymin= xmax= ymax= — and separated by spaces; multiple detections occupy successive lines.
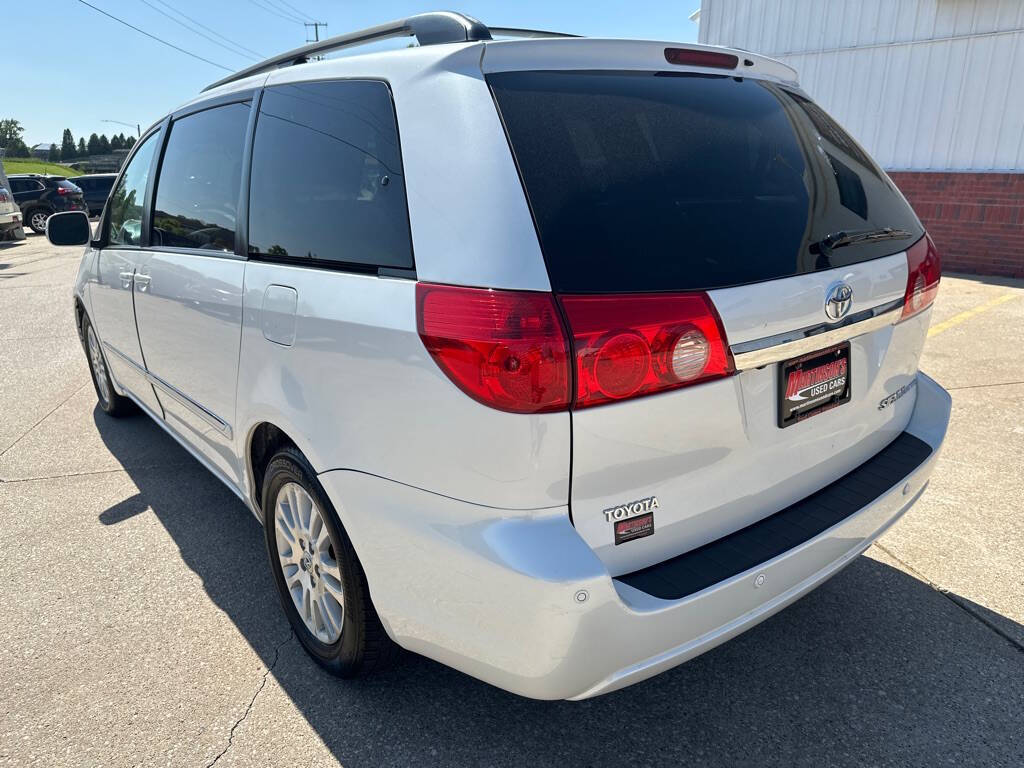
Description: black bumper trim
xmin=616 ymin=432 xmax=933 ymax=601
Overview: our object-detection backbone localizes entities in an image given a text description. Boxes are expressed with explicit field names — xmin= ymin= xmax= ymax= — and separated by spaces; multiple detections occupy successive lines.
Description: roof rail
xmin=489 ymin=27 xmax=579 ymax=39
xmin=202 ymin=12 xmax=579 ymax=93
xmin=202 ymin=11 xmax=492 ymax=92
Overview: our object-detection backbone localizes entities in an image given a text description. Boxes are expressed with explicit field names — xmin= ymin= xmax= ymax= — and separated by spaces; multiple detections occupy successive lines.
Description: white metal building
xmin=696 ymin=0 xmax=1024 ymax=172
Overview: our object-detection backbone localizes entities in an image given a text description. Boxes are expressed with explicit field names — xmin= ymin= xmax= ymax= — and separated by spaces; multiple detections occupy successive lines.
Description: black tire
xmin=26 ymin=208 xmax=50 ymax=235
xmin=263 ymin=446 xmax=399 ymax=677
xmin=82 ymin=314 xmax=135 ymax=417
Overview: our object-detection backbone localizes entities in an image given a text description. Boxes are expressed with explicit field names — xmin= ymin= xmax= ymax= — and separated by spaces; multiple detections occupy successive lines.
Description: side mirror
xmin=46 ymin=211 xmax=92 ymax=246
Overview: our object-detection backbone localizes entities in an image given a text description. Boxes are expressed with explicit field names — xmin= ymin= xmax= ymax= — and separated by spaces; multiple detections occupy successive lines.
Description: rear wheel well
xmin=249 ymin=423 xmax=298 ymax=515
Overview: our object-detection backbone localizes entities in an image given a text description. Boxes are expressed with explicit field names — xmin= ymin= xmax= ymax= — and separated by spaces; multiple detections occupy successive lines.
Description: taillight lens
xmin=901 ymin=234 xmax=941 ymax=320
xmin=416 ymin=283 xmax=571 ymax=413
xmin=559 ymin=293 xmax=734 ymax=409
xmin=57 ymin=186 xmax=76 ymax=196
xmin=0 ymin=189 xmax=9 ymax=203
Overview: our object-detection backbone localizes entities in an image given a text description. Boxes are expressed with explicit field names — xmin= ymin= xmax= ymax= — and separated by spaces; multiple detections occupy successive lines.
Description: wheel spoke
xmin=274 ymin=481 xmax=343 ymax=644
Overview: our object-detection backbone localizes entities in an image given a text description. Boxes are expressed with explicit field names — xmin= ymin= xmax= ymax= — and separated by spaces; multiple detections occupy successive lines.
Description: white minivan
xmin=47 ymin=12 xmax=950 ymax=700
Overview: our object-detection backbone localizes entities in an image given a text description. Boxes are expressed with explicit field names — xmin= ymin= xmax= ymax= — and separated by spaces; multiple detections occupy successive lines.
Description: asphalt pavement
xmin=1 ymin=231 xmax=1022 ymax=767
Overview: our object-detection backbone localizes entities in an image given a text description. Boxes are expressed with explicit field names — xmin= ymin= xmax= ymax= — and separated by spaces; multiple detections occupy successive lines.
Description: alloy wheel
xmin=274 ymin=482 xmax=345 ymax=644
xmin=86 ymin=325 xmax=111 ymax=406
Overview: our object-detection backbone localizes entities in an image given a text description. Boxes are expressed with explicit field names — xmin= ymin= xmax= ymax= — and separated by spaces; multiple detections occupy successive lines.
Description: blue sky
xmin=9 ymin=1 xmax=699 ymax=147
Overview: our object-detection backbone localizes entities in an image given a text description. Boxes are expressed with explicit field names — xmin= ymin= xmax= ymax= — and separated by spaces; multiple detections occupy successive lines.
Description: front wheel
xmin=82 ymin=315 xmax=134 ymax=417
xmin=263 ymin=447 xmax=399 ymax=677
xmin=27 ymin=209 xmax=50 ymax=235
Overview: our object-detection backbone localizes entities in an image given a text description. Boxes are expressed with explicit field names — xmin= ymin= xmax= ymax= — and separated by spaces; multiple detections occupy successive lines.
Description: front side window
xmin=247 ymin=80 xmax=413 ymax=269
xmin=152 ymin=102 xmax=250 ymax=252
xmin=108 ymin=131 xmax=160 ymax=247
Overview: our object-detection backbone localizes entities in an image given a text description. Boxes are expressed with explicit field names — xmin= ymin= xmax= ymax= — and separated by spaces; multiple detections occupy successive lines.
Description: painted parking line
xmin=927 ymin=292 xmax=1020 ymax=338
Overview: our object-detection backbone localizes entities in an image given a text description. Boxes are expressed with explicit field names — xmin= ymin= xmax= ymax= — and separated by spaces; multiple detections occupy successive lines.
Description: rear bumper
xmin=319 ymin=373 xmax=950 ymax=700
xmin=0 ymin=210 xmax=21 ymax=229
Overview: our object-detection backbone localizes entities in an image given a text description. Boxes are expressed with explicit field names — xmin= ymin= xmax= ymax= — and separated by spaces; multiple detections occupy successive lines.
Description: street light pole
xmin=101 ymin=119 xmax=141 ymax=137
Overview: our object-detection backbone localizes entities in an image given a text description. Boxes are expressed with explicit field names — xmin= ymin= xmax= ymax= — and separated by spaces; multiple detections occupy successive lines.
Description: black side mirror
xmin=46 ymin=211 xmax=92 ymax=246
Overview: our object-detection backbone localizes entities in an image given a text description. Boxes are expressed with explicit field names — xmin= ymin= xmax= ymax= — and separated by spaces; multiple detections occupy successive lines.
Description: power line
xmin=136 ymin=0 xmax=260 ymax=61
xmin=149 ymin=0 xmax=267 ymax=59
xmin=74 ymin=0 xmax=232 ymax=71
xmin=275 ymin=0 xmax=316 ymax=22
xmin=246 ymin=0 xmax=305 ymax=24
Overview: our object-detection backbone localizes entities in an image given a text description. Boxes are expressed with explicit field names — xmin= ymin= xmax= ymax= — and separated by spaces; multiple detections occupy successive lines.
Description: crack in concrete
xmin=945 ymin=379 xmax=1024 ymax=391
xmin=873 ymin=542 xmax=1024 ymax=655
xmin=205 ymin=631 xmax=294 ymax=768
xmin=0 ymin=382 xmax=90 ymax=458
xmin=0 ymin=464 xmax=195 ymax=484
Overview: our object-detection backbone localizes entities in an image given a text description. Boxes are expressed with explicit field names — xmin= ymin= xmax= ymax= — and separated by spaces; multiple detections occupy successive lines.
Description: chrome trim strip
xmin=102 ymin=342 xmax=233 ymax=439
xmin=730 ymin=299 xmax=903 ymax=370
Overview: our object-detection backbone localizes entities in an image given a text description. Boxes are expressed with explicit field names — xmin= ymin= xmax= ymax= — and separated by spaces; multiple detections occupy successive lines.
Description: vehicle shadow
xmin=94 ymin=409 xmax=1024 ymax=767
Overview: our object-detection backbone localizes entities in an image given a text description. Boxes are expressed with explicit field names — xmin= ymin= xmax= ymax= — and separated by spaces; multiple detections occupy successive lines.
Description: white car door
xmin=88 ymin=130 xmax=163 ymax=414
xmin=132 ymin=99 xmax=251 ymax=484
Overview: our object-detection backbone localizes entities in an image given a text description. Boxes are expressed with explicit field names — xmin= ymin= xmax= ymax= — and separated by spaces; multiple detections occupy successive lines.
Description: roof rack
xmin=202 ymin=11 xmax=577 ymax=92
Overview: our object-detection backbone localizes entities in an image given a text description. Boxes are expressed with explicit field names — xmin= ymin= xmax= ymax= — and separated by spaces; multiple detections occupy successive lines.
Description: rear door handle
xmin=134 ymin=274 xmax=151 ymax=293
xmin=119 ymin=271 xmax=133 ymax=290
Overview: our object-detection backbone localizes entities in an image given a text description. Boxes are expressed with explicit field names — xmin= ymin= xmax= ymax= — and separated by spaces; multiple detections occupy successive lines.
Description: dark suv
xmin=8 ymin=174 xmax=87 ymax=234
xmin=69 ymin=173 xmax=117 ymax=217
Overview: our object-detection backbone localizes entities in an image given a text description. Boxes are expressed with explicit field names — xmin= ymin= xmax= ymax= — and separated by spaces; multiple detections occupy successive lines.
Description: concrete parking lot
xmin=1 ymin=232 xmax=1022 ymax=767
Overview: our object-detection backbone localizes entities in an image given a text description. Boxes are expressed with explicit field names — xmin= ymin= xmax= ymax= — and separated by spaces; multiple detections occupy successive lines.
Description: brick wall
xmin=888 ymin=171 xmax=1024 ymax=278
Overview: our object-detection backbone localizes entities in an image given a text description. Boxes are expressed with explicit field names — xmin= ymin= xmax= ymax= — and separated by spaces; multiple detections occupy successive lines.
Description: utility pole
xmin=304 ymin=21 xmax=327 ymax=43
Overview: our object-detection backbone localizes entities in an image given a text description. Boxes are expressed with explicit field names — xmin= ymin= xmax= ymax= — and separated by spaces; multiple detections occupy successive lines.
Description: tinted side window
xmin=248 ymin=80 xmax=412 ymax=269
xmin=108 ymin=132 xmax=160 ymax=247
xmin=152 ymin=102 xmax=250 ymax=252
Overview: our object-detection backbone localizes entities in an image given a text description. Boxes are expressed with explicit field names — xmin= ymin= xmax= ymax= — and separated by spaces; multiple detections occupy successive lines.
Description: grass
xmin=1 ymin=158 xmax=84 ymax=177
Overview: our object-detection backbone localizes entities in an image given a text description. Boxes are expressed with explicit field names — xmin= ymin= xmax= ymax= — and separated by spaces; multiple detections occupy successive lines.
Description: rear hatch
xmin=486 ymin=42 xmax=937 ymax=575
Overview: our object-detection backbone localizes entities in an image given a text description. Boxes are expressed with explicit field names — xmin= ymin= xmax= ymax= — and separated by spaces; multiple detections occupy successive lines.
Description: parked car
xmin=46 ymin=13 xmax=950 ymax=701
xmin=69 ymin=173 xmax=117 ymax=217
xmin=0 ymin=162 xmax=22 ymax=240
xmin=8 ymin=173 xmax=87 ymax=234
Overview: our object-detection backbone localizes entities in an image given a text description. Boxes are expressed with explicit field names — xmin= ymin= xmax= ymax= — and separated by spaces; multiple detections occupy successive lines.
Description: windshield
xmin=488 ymin=70 xmax=923 ymax=293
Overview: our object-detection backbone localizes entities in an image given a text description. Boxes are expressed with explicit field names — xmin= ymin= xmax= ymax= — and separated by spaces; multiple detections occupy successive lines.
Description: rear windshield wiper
xmin=811 ymin=227 xmax=914 ymax=256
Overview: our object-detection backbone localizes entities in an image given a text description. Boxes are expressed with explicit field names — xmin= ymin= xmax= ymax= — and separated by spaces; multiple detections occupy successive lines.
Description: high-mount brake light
xmin=664 ymin=48 xmax=739 ymax=69
xmin=416 ymin=283 xmax=571 ymax=414
xmin=901 ymin=234 xmax=941 ymax=321
xmin=559 ymin=293 xmax=734 ymax=409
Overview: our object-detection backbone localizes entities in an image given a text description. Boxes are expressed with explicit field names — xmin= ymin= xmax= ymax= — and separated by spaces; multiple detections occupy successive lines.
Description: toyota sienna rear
xmin=55 ymin=13 xmax=950 ymax=700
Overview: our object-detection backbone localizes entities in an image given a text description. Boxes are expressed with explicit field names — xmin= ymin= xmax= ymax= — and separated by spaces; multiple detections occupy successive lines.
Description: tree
xmin=124 ymin=135 xmax=137 ymax=150
xmin=61 ymin=128 xmax=76 ymax=159
xmin=48 ymin=143 xmax=60 ymax=161
xmin=0 ymin=118 xmax=26 ymax=150
xmin=7 ymin=138 xmax=30 ymax=157
xmin=110 ymin=133 xmax=123 ymax=151
xmin=98 ymin=133 xmax=110 ymax=154
xmin=77 ymin=137 xmax=87 ymax=156
xmin=87 ymin=133 xmax=100 ymax=155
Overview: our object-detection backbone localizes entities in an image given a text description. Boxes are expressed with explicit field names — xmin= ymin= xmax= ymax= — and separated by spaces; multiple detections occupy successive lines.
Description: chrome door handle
xmin=119 ymin=271 xmax=133 ymax=290
xmin=134 ymin=274 xmax=151 ymax=293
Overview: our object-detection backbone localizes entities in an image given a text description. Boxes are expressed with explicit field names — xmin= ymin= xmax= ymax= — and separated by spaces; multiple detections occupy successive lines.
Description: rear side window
xmin=152 ymin=102 xmax=250 ymax=252
xmin=247 ymin=79 xmax=413 ymax=269
xmin=489 ymin=71 xmax=923 ymax=293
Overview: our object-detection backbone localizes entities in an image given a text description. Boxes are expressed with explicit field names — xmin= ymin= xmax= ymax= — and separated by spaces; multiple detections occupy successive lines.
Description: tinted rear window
xmin=247 ymin=79 xmax=413 ymax=270
xmin=489 ymin=71 xmax=923 ymax=293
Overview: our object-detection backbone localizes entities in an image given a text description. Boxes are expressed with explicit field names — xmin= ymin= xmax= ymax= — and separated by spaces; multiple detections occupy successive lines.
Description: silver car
xmin=46 ymin=12 xmax=950 ymax=700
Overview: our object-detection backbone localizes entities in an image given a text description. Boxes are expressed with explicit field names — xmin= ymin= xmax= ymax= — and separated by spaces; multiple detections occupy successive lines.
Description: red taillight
xmin=559 ymin=293 xmax=734 ymax=409
xmin=901 ymin=234 xmax=941 ymax=321
xmin=416 ymin=283 xmax=571 ymax=414
xmin=56 ymin=186 xmax=76 ymax=196
xmin=0 ymin=189 xmax=9 ymax=203
xmin=664 ymin=47 xmax=738 ymax=69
